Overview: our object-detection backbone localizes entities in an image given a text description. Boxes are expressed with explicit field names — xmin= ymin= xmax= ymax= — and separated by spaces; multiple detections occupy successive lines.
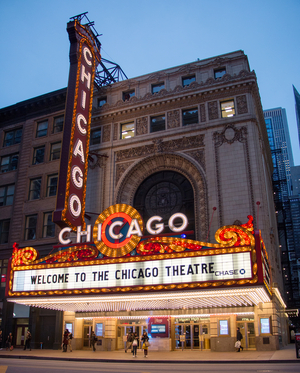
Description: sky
xmin=1 ymin=0 xmax=300 ymax=164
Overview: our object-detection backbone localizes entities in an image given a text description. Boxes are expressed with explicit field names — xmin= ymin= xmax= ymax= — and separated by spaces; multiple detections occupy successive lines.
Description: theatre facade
xmin=0 ymin=26 xmax=287 ymax=351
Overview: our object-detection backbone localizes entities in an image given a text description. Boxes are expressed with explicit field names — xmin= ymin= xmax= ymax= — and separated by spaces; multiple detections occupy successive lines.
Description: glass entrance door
xmin=175 ymin=323 xmax=210 ymax=350
xmin=237 ymin=322 xmax=256 ymax=350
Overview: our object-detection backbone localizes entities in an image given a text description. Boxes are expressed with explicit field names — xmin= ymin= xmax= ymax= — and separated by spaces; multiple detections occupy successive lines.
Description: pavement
xmin=0 ymin=344 xmax=299 ymax=364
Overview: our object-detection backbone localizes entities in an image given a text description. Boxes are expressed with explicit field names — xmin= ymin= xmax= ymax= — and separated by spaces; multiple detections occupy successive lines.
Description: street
xmin=0 ymin=359 xmax=300 ymax=373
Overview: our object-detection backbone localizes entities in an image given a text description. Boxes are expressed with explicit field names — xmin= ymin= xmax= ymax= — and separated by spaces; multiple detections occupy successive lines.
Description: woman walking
xmin=141 ymin=331 xmax=149 ymax=358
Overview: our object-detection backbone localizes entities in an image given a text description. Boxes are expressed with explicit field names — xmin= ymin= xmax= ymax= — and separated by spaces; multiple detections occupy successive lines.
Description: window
xmin=221 ymin=100 xmax=235 ymax=118
xmin=33 ymin=146 xmax=45 ymax=164
xmin=36 ymin=120 xmax=48 ymax=137
xmin=0 ymin=184 xmax=15 ymax=206
xmin=3 ymin=128 xmax=22 ymax=147
xmin=0 ymin=219 xmax=10 ymax=244
xmin=150 ymin=115 xmax=165 ymax=133
xmin=43 ymin=212 xmax=55 ymax=238
xmin=152 ymin=83 xmax=165 ymax=94
xmin=47 ymin=174 xmax=58 ymax=197
xmin=182 ymin=75 xmax=196 ymax=87
xmin=50 ymin=142 xmax=61 ymax=161
xmin=29 ymin=178 xmax=42 ymax=200
xmin=0 ymin=259 xmax=9 ymax=288
xmin=98 ymin=97 xmax=107 ymax=107
xmin=53 ymin=116 xmax=64 ymax=133
xmin=0 ymin=154 xmax=18 ymax=173
xmin=25 ymin=215 xmax=37 ymax=240
xmin=214 ymin=68 xmax=226 ymax=79
xmin=182 ymin=108 xmax=198 ymax=126
xmin=90 ymin=128 xmax=101 ymax=145
xmin=123 ymin=90 xmax=135 ymax=101
xmin=121 ymin=122 xmax=135 ymax=139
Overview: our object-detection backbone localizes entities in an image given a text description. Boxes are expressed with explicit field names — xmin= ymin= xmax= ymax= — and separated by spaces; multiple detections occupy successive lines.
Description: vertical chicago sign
xmin=53 ymin=19 xmax=101 ymax=230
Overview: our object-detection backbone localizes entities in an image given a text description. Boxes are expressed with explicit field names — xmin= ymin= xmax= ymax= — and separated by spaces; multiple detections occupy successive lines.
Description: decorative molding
xmin=136 ymin=117 xmax=148 ymax=135
xmin=200 ymin=103 xmax=206 ymax=123
xmin=113 ymin=123 xmax=118 ymax=141
xmin=167 ymin=110 xmax=180 ymax=129
xmin=184 ymin=149 xmax=206 ymax=171
xmin=208 ymin=101 xmax=218 ymax=120
xmin=115 ymin=161 xmax=135 ymax=185
xmin=102 ymin=124 xmax=111 ymax=142
xmin=115 ymin=134 xmax=205 ymax=162
xmin=236 ymin=94 xmax=248 ymax=114
xmin=213 ymin=123 xmax=247 ymax=147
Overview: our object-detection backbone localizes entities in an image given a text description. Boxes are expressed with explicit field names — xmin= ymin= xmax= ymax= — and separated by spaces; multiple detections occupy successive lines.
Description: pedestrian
xmin=0 ymin=330 xmax=2 ymax=350
xmin=68 ymin=331 xmax=73 ymax=352
xmin=91 ymin=331 xmax=97 ymax=352
xmin=236 ymin=327 xmax=243 ymax=352
xmin=24 ymin=330 xmax=32 ymax=351
xmin=125 ymin=332 xmax=133 ymax=353
xmin=6 ymin=332 xmax=13 ymax=351
xmin=132 ymin=332 xmax=139 ymax=357
xmin=62 ymin=329 xmax=69 ymax=352
xmin=141 ymin=331 xmax=149 ymax=358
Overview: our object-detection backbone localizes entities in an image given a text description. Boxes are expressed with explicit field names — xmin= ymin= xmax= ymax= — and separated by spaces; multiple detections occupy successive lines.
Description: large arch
xmin=115 ymin=153 xmax=208 ymax=241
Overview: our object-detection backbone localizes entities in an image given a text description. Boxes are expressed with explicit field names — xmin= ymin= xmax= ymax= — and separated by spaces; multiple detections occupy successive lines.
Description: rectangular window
xmin=260 ymin=318 xmax=271 ymax=334
xmin=123 ymin=90 xmax=135 ymax=101
xmin=0 ymin=184 xmax=15 ymax=206
xmin=50 ymin=142 xmax=61 ymax=161
xmin=25 ymin=214 xmax=37 ymax=240
xmin=0 ymin=259 xmax=8 ymax=287
xmin=90 ymin=128 xmax=101 ymax=145
xmin=0 ymin=219 xmax=10 ymax=244
xmin=182 ymin=75 xmax=196 ymax=87
xmin=214 ymin=68 xmax=226 ymax=79
xmin=53 ymin=116 xmax=64 ymax=133
xmin=98 ymin=97 xmax=107 ymax=107
xmin=29 ymin=178 xmax=42 ymax=200
xmin=221 ymin=100 xmax=235 ymax=118
xmin=33 ymin=146 xmax=45 ymax=165
xmin=43 ymin=211 xmax=55 ymax=238
xmin=121 ymin=122 xmax=135 ymax=139
xmin=150 ymin=115 xmax=165 ymax=133
xmin=0 ymin=154 xmax=18 ymax=173
xmin=3 ymin=128 xmax=22 ymax=147
xmin=36 ymin=120 xmax=48 ymax=137
xmin=96 ymin=323 xmax=103 ymax=337
xmin=182 ymin=108 xmax=199 ymax=126
xmin=152 ymin=83 xmax=165 ymax=94
xmin=219 ymin=320 xmax=229 ymax=335
xmin=47 ymin=174 xmax=58 ymax=197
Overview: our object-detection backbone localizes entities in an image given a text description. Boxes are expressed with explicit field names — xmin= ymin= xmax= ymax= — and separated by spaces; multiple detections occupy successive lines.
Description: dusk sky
xmin=1 ymin=0 xmax=300 ymax=164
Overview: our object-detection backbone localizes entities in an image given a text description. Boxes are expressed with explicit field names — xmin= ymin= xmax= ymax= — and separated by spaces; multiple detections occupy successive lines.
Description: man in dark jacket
xmin=236 ymin=327 xmax=243 ymax=352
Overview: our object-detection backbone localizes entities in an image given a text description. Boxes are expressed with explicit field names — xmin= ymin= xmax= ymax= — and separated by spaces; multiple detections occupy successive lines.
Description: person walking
xmin=125 ymin=332 xmax=133 ymax=353
xmin=62 ymin=329 xmax=69 ymax=352
xmin=91 ymin=331 xmax=97 ymax=352
xmin=24 ymin=330 xmax=32 ymax=351
xmin=68 ymin=331 xmax=73 ymax=352
xmin=6 ymin=333 xmax=13 ymax=351
xmin=141 ymin=331 xmax=149 ymax=358
xmin=132 ymin=332 xmax=139 ymax=357
xmin=236 ymin=327 xmax=243 ymax=352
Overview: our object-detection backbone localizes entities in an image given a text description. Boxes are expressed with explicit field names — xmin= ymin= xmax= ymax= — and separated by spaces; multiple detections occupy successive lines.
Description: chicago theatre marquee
xmin=4 ymin=17 xmax=288 ymax=352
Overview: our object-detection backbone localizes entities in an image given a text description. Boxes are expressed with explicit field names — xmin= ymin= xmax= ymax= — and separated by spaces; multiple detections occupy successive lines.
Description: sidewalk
xmin=0 ymin=344 xmax=299 ymax=363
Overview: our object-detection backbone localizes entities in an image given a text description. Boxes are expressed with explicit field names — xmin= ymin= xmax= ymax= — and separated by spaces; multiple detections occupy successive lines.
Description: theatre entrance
xmin=173 ymin=318 xmax=210 ymax=350
xmin=237 ymin=321 xmax=256 ymax=350
xmin=117 ymin=320 xmax=148 ymax=350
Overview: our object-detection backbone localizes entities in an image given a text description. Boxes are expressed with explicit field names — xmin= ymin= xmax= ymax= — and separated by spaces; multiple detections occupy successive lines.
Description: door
xmin=83 ymin=325 xmax=92 ymax=348
xmin=16 ymin=326 xmax=28 ymax=347
xmin=237 ymin=322 xmax=256 ymax=350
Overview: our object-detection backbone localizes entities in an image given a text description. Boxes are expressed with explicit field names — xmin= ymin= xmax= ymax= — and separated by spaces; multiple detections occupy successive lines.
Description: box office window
xmin=36 ymin=120 xmax=48 ymax=138
xmin=182 ymin=108 xmax=199 ymax=126
xmin=50 ymin=142 xmax=61 ymax=161
xmin=90 ymin=128 xmax=101 ymax=145
xmin=221 ymin=99 xmax=235 ymax=118
xmin=1 ymin=154 xmax=18 ymax=173
xmin=0 ymin=219 xmax=10 ymax=244
xmin=33 ymin=146 xmax=45 ymax=165
xmin=3 ymin=128 xmax=22 ymax=147
xmin=150 ymin=115 xmax=165 ymax=133
xmin=29 ymin=178 xmax=41 ymax=200
xmin=182 ymin=75 xmax=196 ymax=87
xmin=25 ymin=214 xmax=37 ymax=240
xmin=0 ymin=184 xmax=15 ymax=206
xmin=123 ymin=90 xmax=135 ymax=101
xmin=219 ymin=320 xmax=229 ymax=335
xmin=152 ymin=82 xmax=165 ymax=94
xmin=47 ymin=174 xmax=58 ymax=197
xmin=43 ymin=211 xmax=55 ymax=238
xmin=121 ymin=122 xmax=135 ymax=139
xmin=53 ymin=116 xmax=64 ymax=133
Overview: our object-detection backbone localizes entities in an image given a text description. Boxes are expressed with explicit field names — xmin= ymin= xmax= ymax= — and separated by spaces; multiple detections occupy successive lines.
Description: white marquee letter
xmin=83 ymin=47 xmax=92 ymax=66
xmin=73 ymin=139 xmax=85 ymax=163
xmin=81 ymin=64 xmax=91 ymax=89
xmin=77 ymin=225 xmax=91 ymax=243
xmin=109 ymin=221 xmax=124 ymax=240
xmin=69 ymin=194 xmax=81 ymax=217
xmin=76 ymin=114 xmax=87 ymax=135
xmin=146 ymin=216 xmax=164 ymax=235
xmin=169 ymin=213 xmax=188 ymax=232
xmin=59 ymin=227 xmax=72 ymax=245
xmin=126 ymin=219 xmax=143 ymax=237
xmin=71 ymin=166 xmax=83 ymax=188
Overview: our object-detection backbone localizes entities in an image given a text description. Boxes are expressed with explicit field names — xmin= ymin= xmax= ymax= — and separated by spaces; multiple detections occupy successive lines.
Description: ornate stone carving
xmin=153 ymin=139 xmax=164 ymax=153
xmin=88 ymin=152 xmax=108 ymax=169
xmin=113 ymin=123 xmax=118 ymax=141
xmin=136 ymin=117 xmax=148 ymax=135
xmin=200 ymin=104 xmax=206 ymax=122
xmin=115 ymin=134 xmax=205 ymax=162
xmin=167 ymin=110 xmax=180 ymax=129
xmin=103 ymin=124 xmax=111 ymax=142
xmin=208 ymin=101 xmax=218 ymax=120
xmin=213 ymin=124 xmax=247 ymax=147
xmin=185 ymin=149 xmax=206 ymax=171
xmin=116 ymin=162 xmax=134 ymax=184
xmin=236 ymin=95 xmax=248 ymax=114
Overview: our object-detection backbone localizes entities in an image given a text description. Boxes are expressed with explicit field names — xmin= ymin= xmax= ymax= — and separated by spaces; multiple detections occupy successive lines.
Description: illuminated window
xmin=121 ymin=122 xmax=135 ymax=139
xmin=47 ymin=174 xmax=58 ymax=197
xmin=98 ymin=97 xmax=107 ymax=107
xmin=50 ymin=142 xmax=61 ymax=161
xmin=0 ymin=259 xmax=8 ymax=287
xmin=150 ymin=115 xmax=165 ymax=133
xmin=33 ymin=146 xmax=45 ymax=165
xmin=53 ymin=116 xmax=64 ymax=133
xmin=29 ymin=178 xmax=41 ymax=200
xmin=214 ymin=68 xmax=226 ymax=79
xmin=219 ymin=320 xmax=229 ymax=335
xmin=152 ymin=83 xmax=165 ymax=94
xmin=221 ymin=100 xmax=235 ymax=118
xmin=260 ymin=318 xmax=271 ymax=334
xmin=0 ymin=219 xmax=10 ymax=244
xmin=182 ymin=75 xmax=196 ymax=87
xmin=25 ymin=215 xmax=37 ymax=240
xmin=123 ymin=90 xmax=135 ymax=101
xmin=0 ymin=154 xmax=18 ymax=173
xmin=182 ymin=108 xmax=198 ymax=126
xmin=3 ymin=128 xmax=22 ymax=147
xmin=90 ymin=128 xmax=101 ymax=145
xmin=36 ymin=120 xmax=48 ymax=137
xmin=43 ymin=211 xmax=55 ymax=238
xmin=0 ymin=184 xmax=15 ymax=206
